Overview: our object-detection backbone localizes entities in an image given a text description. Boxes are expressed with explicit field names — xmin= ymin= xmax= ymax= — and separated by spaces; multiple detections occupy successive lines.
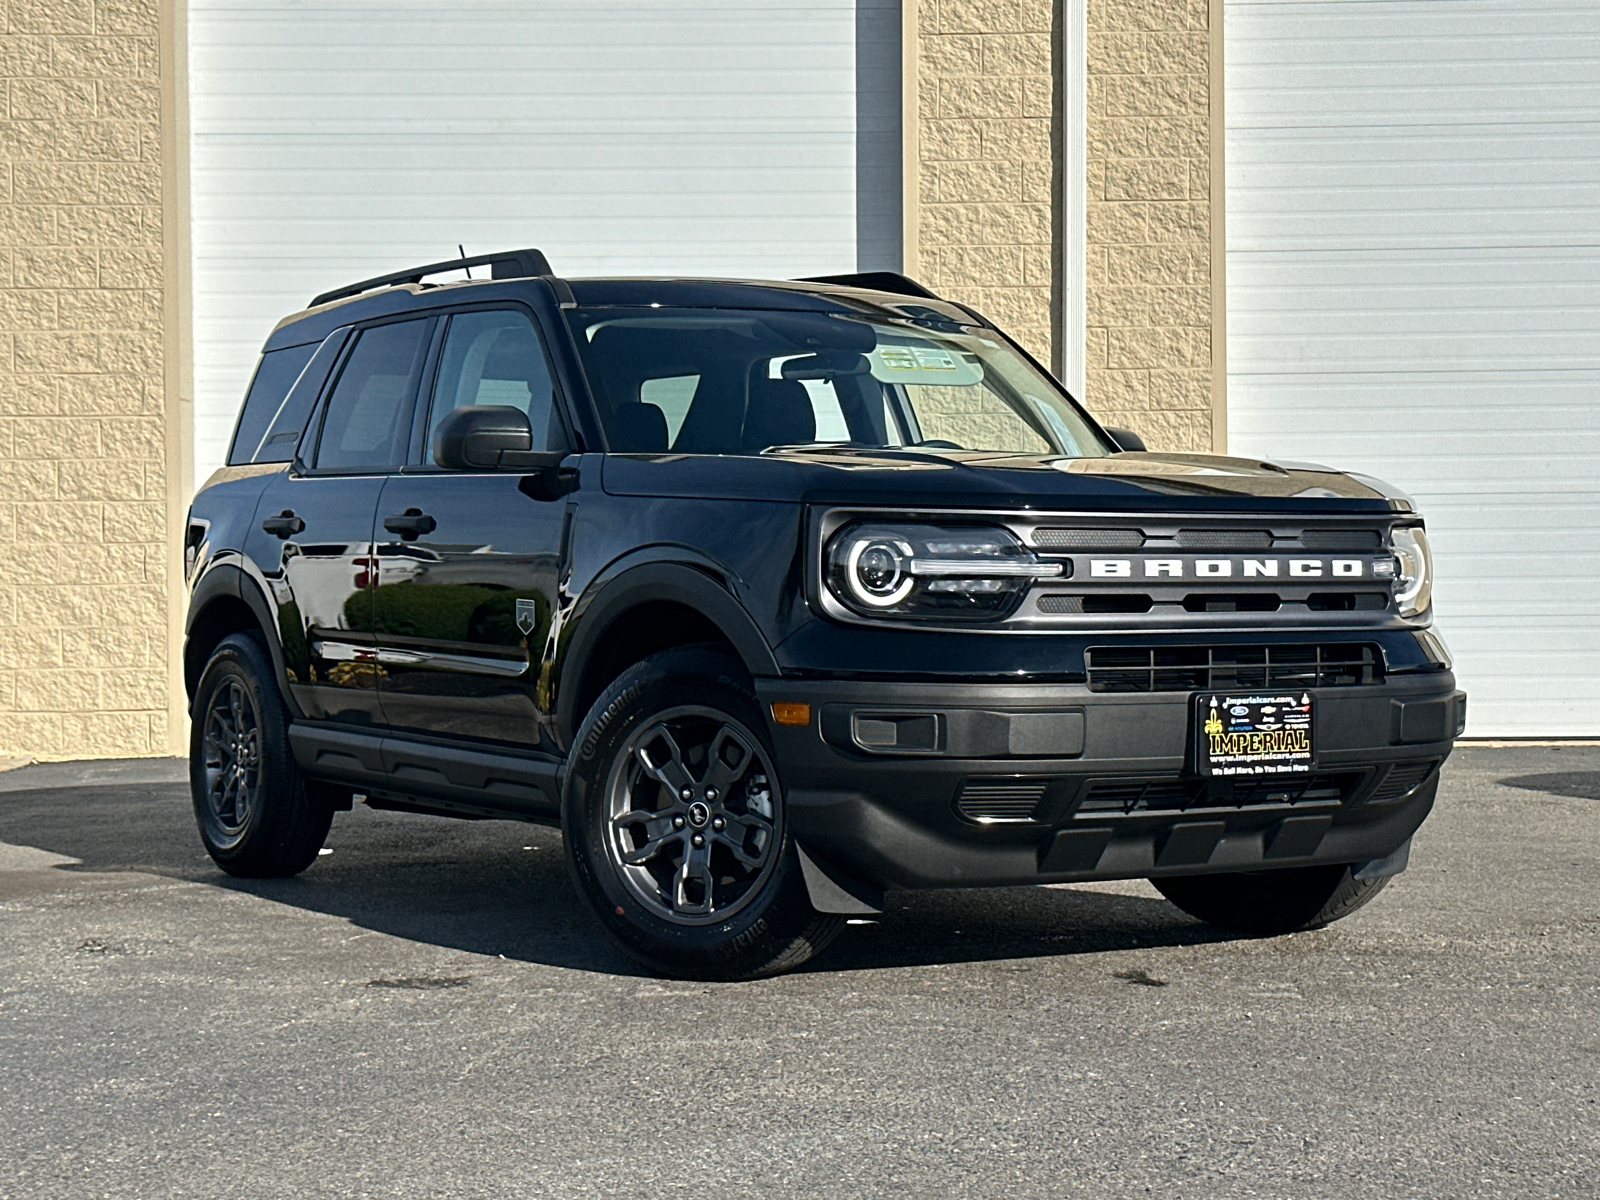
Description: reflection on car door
xmin=245 ymin=316 xmax=433 ymax=724
xmin=371 ymin=307 xmax=573 ymax=749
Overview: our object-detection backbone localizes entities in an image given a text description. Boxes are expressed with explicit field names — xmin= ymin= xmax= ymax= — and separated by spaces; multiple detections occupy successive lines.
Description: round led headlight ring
xmin=1391 ymin=525 xmax=1433 ymax=618
xmin=845 ymin=537 xmax=916 ymax=607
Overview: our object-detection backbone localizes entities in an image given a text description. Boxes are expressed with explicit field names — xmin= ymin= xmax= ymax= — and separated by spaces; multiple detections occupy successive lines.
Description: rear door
xmin=246 ymin=315 xmax=435 ymax=724
xmin=371 ymin=305 xmax=574 ymax=749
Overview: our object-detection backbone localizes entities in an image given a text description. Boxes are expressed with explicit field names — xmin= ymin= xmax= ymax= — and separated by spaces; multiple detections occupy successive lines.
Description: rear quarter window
xmin=227 ymin=342 xmax=318 ymax=465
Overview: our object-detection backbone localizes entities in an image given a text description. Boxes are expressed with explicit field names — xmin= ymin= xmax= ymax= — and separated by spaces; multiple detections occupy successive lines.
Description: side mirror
xmin=434 ymin=405 xmax=566 ymax=471
xmin=1106 ymin=426 xmax=1146 ymax=453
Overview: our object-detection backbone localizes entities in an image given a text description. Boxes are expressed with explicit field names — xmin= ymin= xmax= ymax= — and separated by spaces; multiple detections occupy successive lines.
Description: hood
xmin=599 ymin=447 xmax=1408 ymax=513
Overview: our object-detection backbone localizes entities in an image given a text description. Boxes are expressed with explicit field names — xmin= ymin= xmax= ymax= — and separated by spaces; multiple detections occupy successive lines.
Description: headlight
xmin=1390 ymin=524 xmax=1433 ymax=619
xmin=825 ymin=524 xmax=1063 ymax=619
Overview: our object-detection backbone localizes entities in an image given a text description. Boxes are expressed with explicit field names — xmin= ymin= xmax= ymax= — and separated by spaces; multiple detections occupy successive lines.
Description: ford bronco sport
xmin=183 ymin=247 xmax=1464 ymax=979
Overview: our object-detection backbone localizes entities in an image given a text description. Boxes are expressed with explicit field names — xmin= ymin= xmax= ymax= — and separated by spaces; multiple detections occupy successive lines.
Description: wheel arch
xmin=184 ymin=563 xmax=297 ymax=716
xmin=555 ymin=559 xmax=780 ymax=750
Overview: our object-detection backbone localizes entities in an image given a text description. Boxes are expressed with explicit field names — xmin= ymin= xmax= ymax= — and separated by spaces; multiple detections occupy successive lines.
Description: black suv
xmin=184 ymin=247 xmax=1464 ymax=979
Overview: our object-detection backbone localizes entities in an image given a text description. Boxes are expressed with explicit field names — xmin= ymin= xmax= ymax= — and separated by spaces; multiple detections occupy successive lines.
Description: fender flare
xmin=184 ymin=560 xmax=299 ymax=717
xmin=554 ymin=558 xmax=780 ymax=747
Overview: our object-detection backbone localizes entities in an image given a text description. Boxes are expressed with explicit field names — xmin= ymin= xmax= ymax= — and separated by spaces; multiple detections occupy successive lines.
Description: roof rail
xmin=795 ymin=271 xmax=940 ymax=299
xmin=310 ymin=247 xmax=554 ymax=308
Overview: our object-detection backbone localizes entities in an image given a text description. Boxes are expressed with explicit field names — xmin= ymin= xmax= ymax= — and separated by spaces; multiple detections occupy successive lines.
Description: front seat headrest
xmin=611 ymin=402 xmax=670 ymax=452
xmin=742 ymin=377 xmax=816 ymax=451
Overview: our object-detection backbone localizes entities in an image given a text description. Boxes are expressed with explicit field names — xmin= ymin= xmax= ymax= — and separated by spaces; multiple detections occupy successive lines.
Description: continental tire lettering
xmin=580 ymin=682 xmax=646 ymax=761
xmin=729 ymin=917 xmax=769 ymax=952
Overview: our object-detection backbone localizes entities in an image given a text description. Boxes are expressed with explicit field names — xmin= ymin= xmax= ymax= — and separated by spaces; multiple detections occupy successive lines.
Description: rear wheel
xmin=190 ymin=632 xmax=332 ymax=878
xmin=563 ymin=645 xmax=841 ymax=979
xmin=1152 ymin=864 xmax=1389 ymax=935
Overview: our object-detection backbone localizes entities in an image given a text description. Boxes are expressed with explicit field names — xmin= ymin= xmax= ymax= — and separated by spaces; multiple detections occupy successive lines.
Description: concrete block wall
xmin=1084 ymin=0 xmax=1215 ymax=451
xmin=916 ymin=0 xmax=1219 ymax=452
xmin=916 ymin=0 xmax=1057 ymax=367
xmin=0 ymin=0 xmax=173 ymax=757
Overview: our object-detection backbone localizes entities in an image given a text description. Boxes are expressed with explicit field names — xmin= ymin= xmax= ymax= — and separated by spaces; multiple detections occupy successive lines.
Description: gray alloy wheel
xmin=200 ymin=677 xmax=264 ymax=850
xmin=602 ymin=705 xmax=781 ymax=926
xmin=562 ymin=644 xmax=843 ymax=980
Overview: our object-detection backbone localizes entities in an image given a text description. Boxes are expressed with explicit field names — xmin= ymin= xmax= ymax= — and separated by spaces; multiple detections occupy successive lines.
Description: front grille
xmin=957 ymin=778 xmax=1048 ymax=823
xmin=1076 ymin=773 xmax=1353 ymax=816
xmin=1038 ymin=593 xmax=1153 ymax=615
xmin=1176 ymin=528 xmax=1271 ymax=549
xmin=1033 ymin=527 xmax=1144 ymax=550
xmin=1085 ymin=644 xmax=1383 ymax=693
xmin=1370 ymin=760 xmax=1438 ymax=802
xmin=1300 ymin=528 xmax=1383 ymax=551
xmin=1076 ymin=779 xmax=1197 ymax=814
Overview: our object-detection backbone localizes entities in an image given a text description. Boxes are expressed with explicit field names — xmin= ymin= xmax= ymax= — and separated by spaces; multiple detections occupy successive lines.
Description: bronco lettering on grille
xmin=1086 ymin=557 xmax=1370 ymax=580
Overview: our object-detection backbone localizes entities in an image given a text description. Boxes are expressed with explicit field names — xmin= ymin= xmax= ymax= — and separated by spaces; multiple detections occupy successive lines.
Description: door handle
xmin=383 ymin=508 xmax=437 ymax=539
xmin=261 ymin=510 xmax=305 ymax=538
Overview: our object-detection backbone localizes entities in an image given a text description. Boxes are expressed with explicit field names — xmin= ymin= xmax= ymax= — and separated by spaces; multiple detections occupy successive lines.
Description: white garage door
xmin=1225 ymin=0 xmax=1600 ymax=736
xmin=188 ymin=0 xmax=899 ymax=485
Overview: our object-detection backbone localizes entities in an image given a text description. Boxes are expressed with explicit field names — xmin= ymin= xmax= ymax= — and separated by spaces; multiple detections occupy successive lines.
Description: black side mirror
xmin=434 ymin=405 xmax=565 ymax=471
xmin=1106 ymin=426 xmax=1146 ymax=453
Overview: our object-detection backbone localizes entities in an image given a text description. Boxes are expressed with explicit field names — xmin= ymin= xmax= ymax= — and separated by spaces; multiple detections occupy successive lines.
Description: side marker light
xmin=770 ymin=702 xmax=812 ymax=726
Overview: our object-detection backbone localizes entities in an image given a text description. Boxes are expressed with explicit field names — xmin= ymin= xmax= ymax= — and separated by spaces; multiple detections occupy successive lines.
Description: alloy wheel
xmin=202 ymin=678 xmax=262 ymax=841
xmin=603 ymin=705 xmax=781 ymax=925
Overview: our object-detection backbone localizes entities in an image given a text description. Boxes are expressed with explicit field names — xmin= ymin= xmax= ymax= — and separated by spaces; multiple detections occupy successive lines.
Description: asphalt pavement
xmin=0 ymin=746 xmax=1596 ymax=1198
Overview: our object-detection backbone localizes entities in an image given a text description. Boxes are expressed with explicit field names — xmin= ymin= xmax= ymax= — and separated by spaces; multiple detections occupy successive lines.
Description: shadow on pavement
xmin=0 ymin=779 xmax=1228 ymax=977
xmin=1498 ymin=772 xmax=1600 ymax=801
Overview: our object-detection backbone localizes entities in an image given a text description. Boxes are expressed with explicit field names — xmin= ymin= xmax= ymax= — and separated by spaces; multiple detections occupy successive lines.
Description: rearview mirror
xmin=434 ymin=405 xmax=564 ymax=471
xmin=780 ymin=350 xmax=871 ymax=381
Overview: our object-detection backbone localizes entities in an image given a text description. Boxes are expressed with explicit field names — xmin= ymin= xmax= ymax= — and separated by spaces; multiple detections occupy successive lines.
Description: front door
xmin=371 ymin=307 xmax=573 ymax=749
xmin=246 ymin=315 xmax=434 ymax=724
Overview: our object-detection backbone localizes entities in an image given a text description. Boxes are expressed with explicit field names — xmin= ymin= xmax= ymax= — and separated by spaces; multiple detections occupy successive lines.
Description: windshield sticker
xmin=869 ymin=342 xmax=985 ymax=386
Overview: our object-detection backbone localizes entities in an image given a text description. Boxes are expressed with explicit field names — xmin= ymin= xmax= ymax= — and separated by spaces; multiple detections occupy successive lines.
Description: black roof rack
xmin=795 ymin=271 xmax=940 ymax=299
xmin=310 ymin=247 xmax=554 ymax=309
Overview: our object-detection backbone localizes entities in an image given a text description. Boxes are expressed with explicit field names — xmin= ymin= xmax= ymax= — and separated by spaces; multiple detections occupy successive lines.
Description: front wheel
xmin=1152 ymin=864 xmax=1390 ymax=935
xmin=562 ymin=645 xmax=841 ymax=980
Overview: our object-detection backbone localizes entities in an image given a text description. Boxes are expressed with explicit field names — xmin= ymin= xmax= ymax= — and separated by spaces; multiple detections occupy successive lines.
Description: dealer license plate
xmin=1196 ymin=691 xmax=1314 ymax=777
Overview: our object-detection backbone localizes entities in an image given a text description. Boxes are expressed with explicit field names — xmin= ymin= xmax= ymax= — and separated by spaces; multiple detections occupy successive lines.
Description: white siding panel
xmin=1226 ymin=0 xmax=1600 ymax=735
xmin=189 ymin=0 xmax=870 ymax=484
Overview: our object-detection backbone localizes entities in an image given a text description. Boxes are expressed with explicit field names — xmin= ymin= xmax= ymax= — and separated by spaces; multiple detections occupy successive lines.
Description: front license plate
xmin=1197 ymin=691 xmax=1314 ymax=777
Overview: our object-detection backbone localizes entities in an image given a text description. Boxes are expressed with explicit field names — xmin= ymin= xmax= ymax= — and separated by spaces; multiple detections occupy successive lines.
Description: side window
xmin=426 ymin=310 xmax=561 ymax=460
xmin=249 ymin=331 xmax=349 ymax=464
xmin=639 ymin=374 xmax=699 ymax=447
xmin=798 ymin=380 xmax=852 ymax=442
xmin=314 ymin=319 xmax=432 ymax=471
xmin=227 ymin=342 xmax=316 ymax=465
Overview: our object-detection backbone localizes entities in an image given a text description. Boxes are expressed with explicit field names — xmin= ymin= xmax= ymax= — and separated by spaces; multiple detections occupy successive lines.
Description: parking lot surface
xmin=0 ymin=746 xmax=1596 ymax=1198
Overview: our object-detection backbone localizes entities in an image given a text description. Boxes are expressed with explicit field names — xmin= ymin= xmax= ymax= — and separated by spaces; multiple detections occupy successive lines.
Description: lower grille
xmin=1370 ymin=760 xmax=1438 ymax=802
xmin=1086 ymin=644 xmax=1382 ymax=693
xmin=957 ymin=778 xmax=1049 ymax=823
xmin=1076 ymin=773 xmax=1355 ymax=816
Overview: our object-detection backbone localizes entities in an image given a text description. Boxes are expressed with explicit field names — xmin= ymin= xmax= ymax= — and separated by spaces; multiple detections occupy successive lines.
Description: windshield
xmin=566 ymin=307 xmax=1112 ymax=458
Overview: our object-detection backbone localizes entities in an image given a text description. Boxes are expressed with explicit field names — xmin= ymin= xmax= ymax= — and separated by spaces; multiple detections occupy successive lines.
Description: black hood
xmin=600 ymin=447 xmax=1408 ymax=514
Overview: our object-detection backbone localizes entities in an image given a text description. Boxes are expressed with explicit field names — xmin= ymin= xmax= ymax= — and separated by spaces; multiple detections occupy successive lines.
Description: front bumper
xmin=756 ymin=670 xmax=1463 ymax=897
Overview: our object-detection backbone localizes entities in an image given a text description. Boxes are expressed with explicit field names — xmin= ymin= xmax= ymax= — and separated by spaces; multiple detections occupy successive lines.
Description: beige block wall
xmin=916 ymin=0 xmax=1220 ymax=453
xmin=915 ymin=0 xmax=1057 ymax=367
xmin=0 ymin=0 xmax=178 ymax=758
xmin=1085 ymin=0 xmax=1215 ymax=451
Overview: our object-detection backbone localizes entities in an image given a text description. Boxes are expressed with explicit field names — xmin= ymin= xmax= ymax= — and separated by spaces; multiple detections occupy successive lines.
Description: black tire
xmin=189 ymin=632 xmax=333 ymax=878
xmin=1152 ymin=864 xmax=1390 ymax=936
xmin=562 ymin=644 xmax=842 ymax=980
